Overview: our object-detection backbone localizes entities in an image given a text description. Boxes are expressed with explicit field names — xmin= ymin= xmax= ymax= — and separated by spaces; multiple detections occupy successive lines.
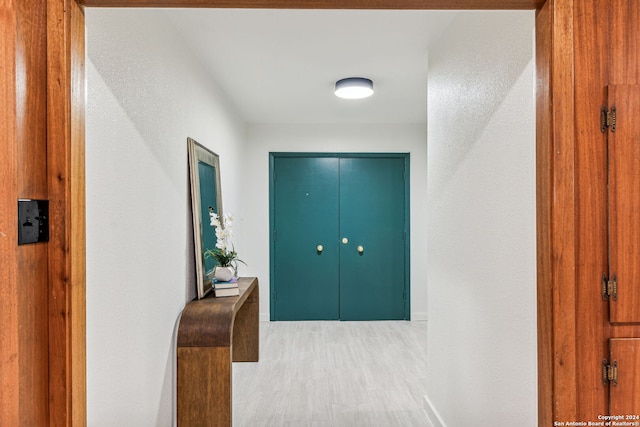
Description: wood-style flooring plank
xmin=233 ymin=321 xmax=428 ymax=426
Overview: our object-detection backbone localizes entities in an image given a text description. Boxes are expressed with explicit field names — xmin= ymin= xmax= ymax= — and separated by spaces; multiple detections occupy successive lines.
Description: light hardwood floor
xmin=233 ymin=321 xmax=429 ymax=427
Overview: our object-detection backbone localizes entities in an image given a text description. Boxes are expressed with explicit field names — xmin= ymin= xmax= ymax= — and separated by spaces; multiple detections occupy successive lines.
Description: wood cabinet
xmin=604 ymin=84 xmax=640 ymax=413
xmin=177 ymin=277 xmax=259 ymax=426
xmin=602 ymin=1 xmax=640 ymax=410
xmin=566 ymin=1 xmax=640 ymax=418
xmin=609 ymin=339 xmax=640 ymax=414
xmin=607 ymin=85 xmax=640 ymax=324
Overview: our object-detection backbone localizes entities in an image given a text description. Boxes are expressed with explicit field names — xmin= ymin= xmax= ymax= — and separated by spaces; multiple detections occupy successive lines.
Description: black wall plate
xmin=18 ymin=199 xmax=49 ymax=245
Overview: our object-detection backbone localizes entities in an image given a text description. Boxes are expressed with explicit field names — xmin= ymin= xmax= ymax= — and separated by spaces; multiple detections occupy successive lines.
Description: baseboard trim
xmin=424 ymin=394 xmax=447 ymax=427
xmin=412 ymin=312 xmax=428 ymax=321
xmin=261 ymin=314 xmax=424 ymax=322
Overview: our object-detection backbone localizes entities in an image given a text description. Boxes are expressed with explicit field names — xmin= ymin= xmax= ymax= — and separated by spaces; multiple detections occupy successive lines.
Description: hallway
xmin=84 ymin=8 xmax=535 ymax=425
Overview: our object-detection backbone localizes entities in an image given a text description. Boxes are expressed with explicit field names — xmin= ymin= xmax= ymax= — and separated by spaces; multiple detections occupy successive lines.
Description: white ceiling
xmin=166 ymin=9 xmax=457 ymax=124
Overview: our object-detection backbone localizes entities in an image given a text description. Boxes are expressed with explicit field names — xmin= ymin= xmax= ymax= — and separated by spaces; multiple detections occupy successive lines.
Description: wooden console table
xmin=177 ymin=277 xmax=259 ymax=426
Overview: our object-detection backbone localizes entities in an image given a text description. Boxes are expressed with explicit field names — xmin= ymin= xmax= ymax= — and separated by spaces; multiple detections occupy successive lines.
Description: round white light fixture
xmin=335 ymin=77 xmax=374 ymax=99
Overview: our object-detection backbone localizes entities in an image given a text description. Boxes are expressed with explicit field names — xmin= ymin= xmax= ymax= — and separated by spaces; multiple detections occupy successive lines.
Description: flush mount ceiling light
xmin=335 ymin=77 xmax=374 ymax=99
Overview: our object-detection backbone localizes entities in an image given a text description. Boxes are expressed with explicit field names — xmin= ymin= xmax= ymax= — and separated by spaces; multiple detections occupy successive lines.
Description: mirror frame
xmin=188 ymin=137 xmax=223 ymax=299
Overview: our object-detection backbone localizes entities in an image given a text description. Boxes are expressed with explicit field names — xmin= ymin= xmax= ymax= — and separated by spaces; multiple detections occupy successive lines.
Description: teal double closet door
xmin=270 ymin=153 xmax=409 ymax=321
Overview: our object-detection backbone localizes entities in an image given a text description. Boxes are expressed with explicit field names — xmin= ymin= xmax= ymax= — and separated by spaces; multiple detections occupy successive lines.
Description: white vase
xmin=214 ymin=266 xmax=235 ymax=282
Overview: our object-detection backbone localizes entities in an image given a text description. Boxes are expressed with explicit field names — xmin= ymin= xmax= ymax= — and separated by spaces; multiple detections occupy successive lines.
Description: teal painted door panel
xmin=271 ymin=154 xmax=407 ymax=321
xmin=338 ymin=158 xmax=406 ymax=320
xmin=273 ymin=157 xmax=340 ymax=320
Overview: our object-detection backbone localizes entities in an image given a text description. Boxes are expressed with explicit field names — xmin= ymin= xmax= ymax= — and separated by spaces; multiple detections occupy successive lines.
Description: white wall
xmin=425 ymin=11 xmax=537 ymax=426
xmin=85 ymin=10 xmax=246 ymax=426
xmin=243 ymin=124 xmax=428 ymax=320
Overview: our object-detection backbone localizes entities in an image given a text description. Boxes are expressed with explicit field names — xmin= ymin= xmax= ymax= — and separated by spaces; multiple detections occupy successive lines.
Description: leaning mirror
xmin=188 ymin=137 xmax=223 ymax=299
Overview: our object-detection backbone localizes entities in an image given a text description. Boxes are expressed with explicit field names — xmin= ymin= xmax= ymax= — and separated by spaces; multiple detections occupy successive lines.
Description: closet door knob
xmin=342 ymin=237 xmax=349 ymax=244
xmin=357 ymin=245 xmax=364 ymax=254
xmin=316 ymin=245 xmax=324 ymax=253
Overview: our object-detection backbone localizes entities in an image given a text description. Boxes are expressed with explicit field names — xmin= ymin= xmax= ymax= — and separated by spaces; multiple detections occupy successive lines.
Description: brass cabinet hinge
xmin=602 ymin=274 xmax=617 ymax=301
xmin=603 ymin=359 xmax=618 ymax=386
xmin=601 ymin=106 xmax=617 ymax=133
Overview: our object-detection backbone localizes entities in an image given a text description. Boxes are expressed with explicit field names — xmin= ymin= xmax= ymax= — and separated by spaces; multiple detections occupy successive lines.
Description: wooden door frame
xmin=39 ymin=0 xmax=576 ymax=425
